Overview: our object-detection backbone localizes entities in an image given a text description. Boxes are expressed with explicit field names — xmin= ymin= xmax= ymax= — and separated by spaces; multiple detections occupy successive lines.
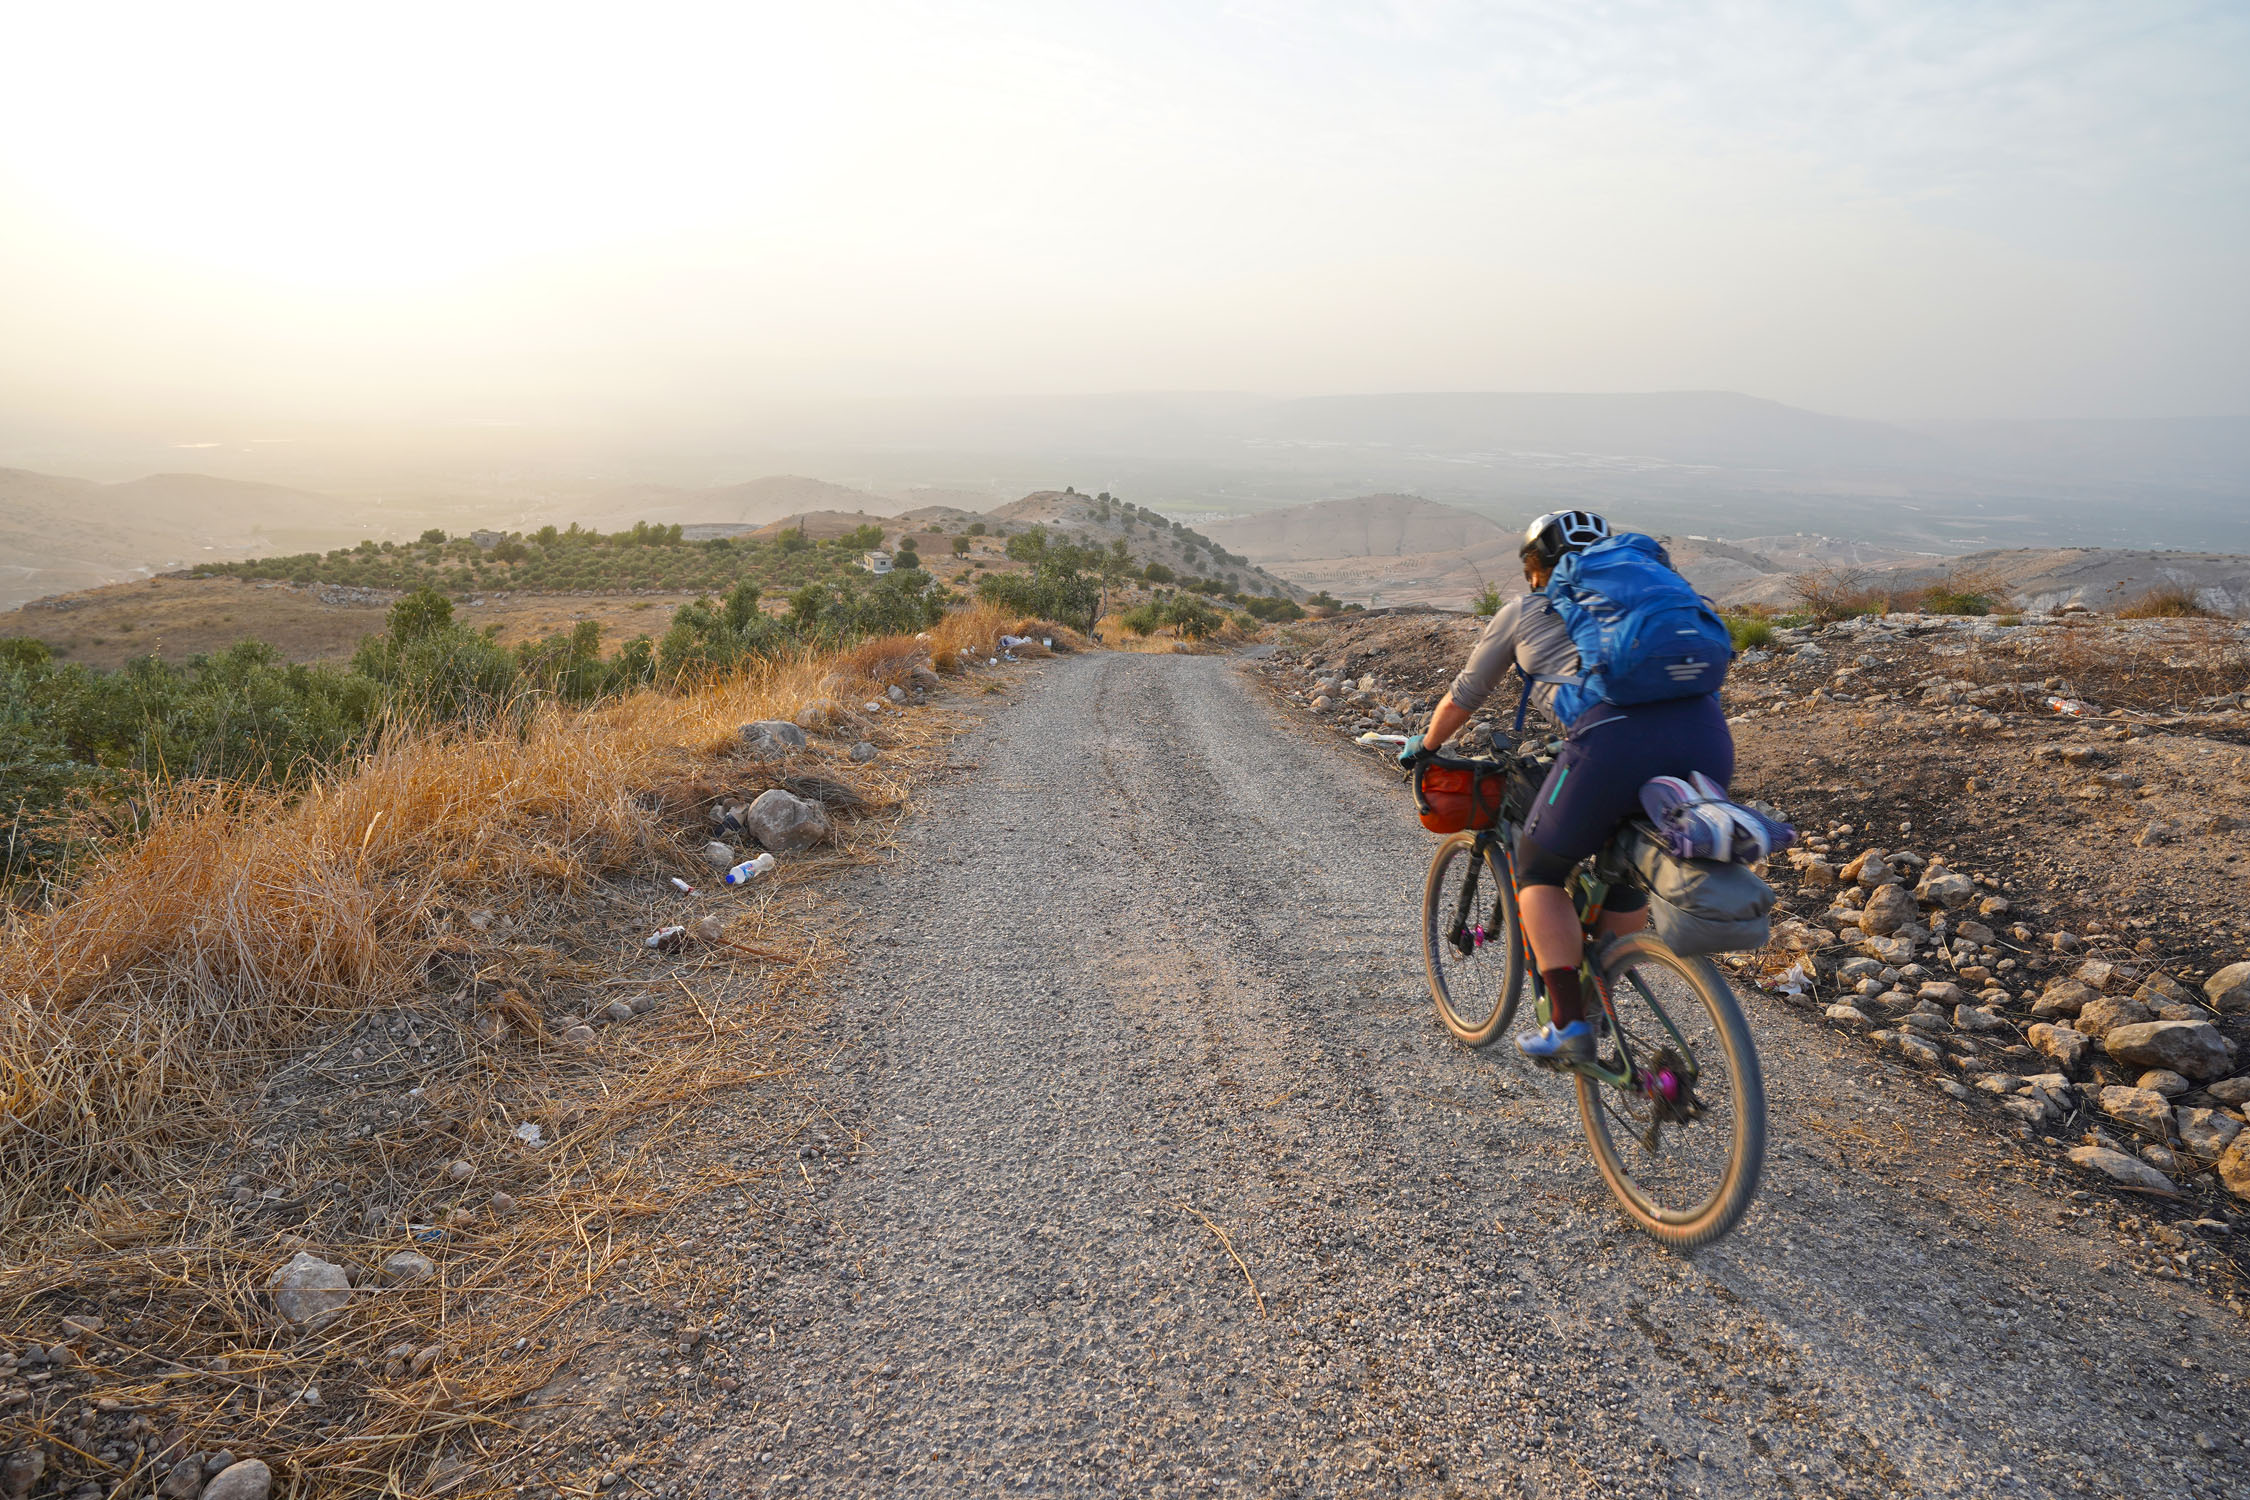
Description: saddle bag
xmin=1609 ymin=821 xmax=1775 ymax=957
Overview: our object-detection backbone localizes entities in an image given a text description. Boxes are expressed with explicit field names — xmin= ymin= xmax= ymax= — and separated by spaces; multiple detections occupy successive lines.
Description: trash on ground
xmin=724 ymin=852 xmax=778 ymax=886
xmin=2045 ymin=695 xmax=2092 ymax=716
xmin=670 ymin=876 xmax=697 ymax=894
xmin=512 ymin=1122 xmax=545 ymax=1147
xmin=646 ymin=925 xmax=688 ymax=950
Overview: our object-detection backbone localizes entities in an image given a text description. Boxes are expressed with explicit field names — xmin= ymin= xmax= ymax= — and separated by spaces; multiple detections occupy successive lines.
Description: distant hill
xmin=577 ymin=475 xmax=894 ymax=532
xmin=1718 ymin=547 xmax=2250 ymax=614
xmin=0 ymin=467 xmax=351 ymax=612
xmin=1204 ymin=494 xmax=1506 ymax=562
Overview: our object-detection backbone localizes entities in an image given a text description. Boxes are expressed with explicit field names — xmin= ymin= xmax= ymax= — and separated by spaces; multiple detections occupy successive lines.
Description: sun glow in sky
xmin=1 ymin=0 xmax=2245 ymax=425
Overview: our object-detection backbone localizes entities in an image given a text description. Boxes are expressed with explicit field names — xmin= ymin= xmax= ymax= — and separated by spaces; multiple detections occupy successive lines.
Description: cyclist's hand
xmin=1395 ymin=733 xmax=1426 ymax=768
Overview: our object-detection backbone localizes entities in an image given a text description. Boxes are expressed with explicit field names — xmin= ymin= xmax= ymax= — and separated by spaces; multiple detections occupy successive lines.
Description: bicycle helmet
xmin=1519 ymin=510 xmax=1611 ymax=567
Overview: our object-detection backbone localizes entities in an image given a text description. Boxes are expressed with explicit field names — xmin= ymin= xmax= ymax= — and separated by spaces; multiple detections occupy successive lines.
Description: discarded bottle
xmin=723 ymin=853 xmax=777 ymax=886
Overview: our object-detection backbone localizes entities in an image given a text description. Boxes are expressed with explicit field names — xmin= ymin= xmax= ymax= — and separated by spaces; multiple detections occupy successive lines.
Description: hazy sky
xmin=2 ymin=0 xmax=2244 ymax=431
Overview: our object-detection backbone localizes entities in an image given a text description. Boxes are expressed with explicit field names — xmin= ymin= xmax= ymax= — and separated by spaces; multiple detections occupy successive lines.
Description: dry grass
xmin=2116 ymin=582 xmax=2222 ymax=620
xmin=1791 ymin=564 xmax=2015 ymax=622
xmin=0 ymin=637 xmax=960 ymax=1494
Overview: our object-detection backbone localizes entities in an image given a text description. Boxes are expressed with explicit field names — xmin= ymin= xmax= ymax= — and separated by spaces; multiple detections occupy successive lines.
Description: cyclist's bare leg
xmin=1597 ymin=908 xmax=1649 ymax=940
xmin=1519 ymin=884 xmax=1586 ymax=1025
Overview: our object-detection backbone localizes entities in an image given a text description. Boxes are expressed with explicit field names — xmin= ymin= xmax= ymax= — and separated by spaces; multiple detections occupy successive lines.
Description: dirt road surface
xmin=675 ymin=651 xmax=2248 ymax=1498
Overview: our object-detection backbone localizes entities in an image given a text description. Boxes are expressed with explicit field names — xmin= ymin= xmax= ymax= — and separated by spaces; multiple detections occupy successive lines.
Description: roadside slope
xmin=662 ymin=651 xmax=2246 ymax=1499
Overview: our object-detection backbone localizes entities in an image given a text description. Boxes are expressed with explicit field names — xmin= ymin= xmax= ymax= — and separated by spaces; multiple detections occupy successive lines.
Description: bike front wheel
xmin=1421 ymin=832 xmax=1524 ymax=1046
xmin=1575 ymin=932 xmax=1766 ymax=1249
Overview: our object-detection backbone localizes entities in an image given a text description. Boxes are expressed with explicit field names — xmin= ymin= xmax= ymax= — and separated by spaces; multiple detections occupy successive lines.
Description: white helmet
xmin=1520 ymin=510 xmax=1611 ymax=567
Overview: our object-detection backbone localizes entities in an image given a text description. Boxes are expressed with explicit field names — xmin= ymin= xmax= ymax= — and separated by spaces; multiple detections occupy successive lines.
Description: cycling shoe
xmin=1516 ymin=1019 xmax=1595 ymax=1064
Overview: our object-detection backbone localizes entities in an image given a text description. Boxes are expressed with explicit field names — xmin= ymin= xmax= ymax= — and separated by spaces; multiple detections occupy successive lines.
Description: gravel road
xmin=681 ymin=651 xmax=2250 ymax=1498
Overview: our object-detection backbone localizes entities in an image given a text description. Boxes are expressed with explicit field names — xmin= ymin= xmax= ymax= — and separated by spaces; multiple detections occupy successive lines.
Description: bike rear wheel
xmin=1574 ymin=932 xmax=1765 ymax=1248
xmin=1421 ymin=832 xmax=1524 ymax=1046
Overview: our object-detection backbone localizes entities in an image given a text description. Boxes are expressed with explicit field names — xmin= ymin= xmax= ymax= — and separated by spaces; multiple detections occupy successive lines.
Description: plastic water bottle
xmin=723 ymin=853 xmax=776 ymax=886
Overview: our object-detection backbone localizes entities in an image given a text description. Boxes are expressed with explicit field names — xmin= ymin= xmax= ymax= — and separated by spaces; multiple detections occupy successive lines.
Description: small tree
xmin=951 ymin=535 xmax=971 ymax=556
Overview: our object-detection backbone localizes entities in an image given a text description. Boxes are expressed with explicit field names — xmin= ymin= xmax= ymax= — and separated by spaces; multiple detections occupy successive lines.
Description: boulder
xmin=2097 ymin=1086 xmax=2175 ymax=1139
xmin=2075 ymin=959 xmax=2117 ymax=992
xmin=1918 ymin=981 xmax=1967 ymax=1007
xmin=379 ymin=1250 xmax=436 ymax=1285
xmin=702 ymin=840 xmax=737 ymax=870
xmin=2027 ymin=1023 xmax=2093 ymax=1073
xmin=2208 ymin=1074 xmax=2250 ymax=1106
xmin=269 ymin=1252 xmax=352 ymax=1329
xmin=1953 ymin=1004 xmax=2007 ymax=1033
xmin=2030 ymin=979 xmax=2094 ymax=1019
xmin=2066 ymin=1145 xmax=2175 ymax=1192
xmin=2218 ymin=1140 xmax=2250 ymax=1203
xmin=1859 ymin=935 xmax=1916 ymax=966
xmin=1824 ymin=1004 xmax=1872 ymax=1026
xmin=2074 ymin=993 xmax=2153 ymax=1039
xmin=738 ymin=720 xmax=808 ymax=756
xmin=744 ymin=788 xmax=830 ymax=853
xmin=2205 ymin=962 xmax=2250 ymax=1015
xmin=1896 ymin=1033 xmax=1945 ymax=1068
xmin=2135 ymin=1069 xmax=2191 ymax=1098
xmin=202 ymin=1460 xmax=273 ymax=1500
xmin=2133 ymin=973 xmax=2190 ymax=1007
xmin=1859 ymin=884 xmax=1917 ymax=936
xmin=1836 ymin=957 xmax=1884 ymax=984
xmin=1916 ymin=870 xmax=1977 ymax=908
xmin=2176 ymin=1108 xmax=2244 ymax=1160
xmin=908 ymin=664 xmax=942 ymax=690
xmin=2103 ymin=1020 xmax=2235 ymax=1081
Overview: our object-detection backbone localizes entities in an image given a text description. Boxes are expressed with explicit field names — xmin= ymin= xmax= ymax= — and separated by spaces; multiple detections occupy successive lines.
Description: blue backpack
xmin=1526 ymin=533 xmax=1733 ymax=726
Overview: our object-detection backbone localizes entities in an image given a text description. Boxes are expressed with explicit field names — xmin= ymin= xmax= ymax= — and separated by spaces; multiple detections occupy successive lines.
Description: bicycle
xmin=1375 ymin=731 xmax=1767 ymax=1248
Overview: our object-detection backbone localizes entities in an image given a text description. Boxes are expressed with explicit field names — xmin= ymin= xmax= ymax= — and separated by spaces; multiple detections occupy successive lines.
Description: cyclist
xmin=1398 ymin=510 xmax=1735 ymax=1062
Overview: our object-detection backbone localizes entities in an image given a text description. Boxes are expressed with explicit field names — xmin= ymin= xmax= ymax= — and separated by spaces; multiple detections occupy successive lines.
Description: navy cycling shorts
xmin=1516 ymin=694 xmax=1734 ymax=898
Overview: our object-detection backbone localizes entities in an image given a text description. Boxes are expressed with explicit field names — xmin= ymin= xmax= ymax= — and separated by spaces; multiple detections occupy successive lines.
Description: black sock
xmin=1543 ymin=967 xmax=1584 ymax=1028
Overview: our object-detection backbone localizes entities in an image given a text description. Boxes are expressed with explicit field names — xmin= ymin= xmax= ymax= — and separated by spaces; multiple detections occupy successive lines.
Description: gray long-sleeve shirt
xmin=1448 ymin=592 xmax=1580 ymax=728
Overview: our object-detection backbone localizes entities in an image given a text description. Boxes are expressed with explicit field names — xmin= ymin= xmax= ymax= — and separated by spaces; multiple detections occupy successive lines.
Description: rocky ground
xmin=1255 ymin=605 xmax=2250 ymax=1288
xmin=497 ymin=644 xmax=2250 ymax=1499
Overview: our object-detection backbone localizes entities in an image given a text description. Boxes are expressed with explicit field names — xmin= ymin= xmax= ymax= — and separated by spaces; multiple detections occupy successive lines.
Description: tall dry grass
xmin=0 ymin=636 xmax=951 ymax=1494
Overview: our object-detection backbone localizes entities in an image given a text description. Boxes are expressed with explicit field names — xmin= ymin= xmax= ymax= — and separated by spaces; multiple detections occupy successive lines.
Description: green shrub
xmin=1726 ymin=615 xmax=1775 ymax=650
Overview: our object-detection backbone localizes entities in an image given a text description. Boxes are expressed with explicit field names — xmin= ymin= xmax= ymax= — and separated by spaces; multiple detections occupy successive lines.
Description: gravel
xmin=673 ymin=651 xmax=2250 ymax=1499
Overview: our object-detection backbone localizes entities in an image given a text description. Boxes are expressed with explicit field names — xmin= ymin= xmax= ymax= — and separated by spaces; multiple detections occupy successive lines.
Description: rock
xmin=2218 ymin=1140 xmax=2250 ymax=1201
xmin=1918 ymin=981 xmax=1966 ymax=1006
xmin=1797 ymin=859 xmax=1837 ymax=887
xmin=2027 ymin=1023 xmax=2093 ymax=1072
xmin=1824 ymin=1004 xmax=1872 ymax=1026
xmin=908 ymin=664 xmax=941 ymax=690
xmin=745 ymin=788 xmax=831 ymax=853
xmin=269 ymin=1252 xmax=352 ymax=1328
xmin=3 ymin=1451 xmax=45 ymax=1500
xmin=1954 ymin=920 xmax=1996 ymax=945
xmin=793 ymin=698 xmax=851 ymax=733
xmin=1897 ymin=1034 xmax=1946 ymax=1068
xmin=2208 ymin=1074 xmax=2250 ymax=1105
xmin=1309 ymin=696 xmax=1333 ymax=712
xmin=1859 ymin=935 xmax=1916 ymax=966
xmin=2135 ymin=821 xmax=2171 ymax=848
xmin=563 ymin=1024 xmax=597 ymax=1044
xmin=2051 ymin=931 xmax=2085 ymax=955
xmin=1977 ymin=895 xmax=2011 ymax=918
xmin=600 ymin=1000 xmax=635 ymax=1023
xmin=2074 ymin=993 xmax=2153 ymax=1038
xmin=2103 ymin=1020 xmax=2235 ymax=1081
xmin=1836 ymin=956 xmax=1884 ymax=984
xmin=2205 ymin=962 xmax=2250 ymax=1014
xmin=2097 ymin=1086 xmax=2175 ymax=1139
xmin=2133 ymin=973 xmax=2190 ymax=1007
xmin=201 ymin=1460 xmax=272 ymax=1500
xmin=886 ymin=684 xmax=907 ymax=703
xmin=1901 ymin=1007 xmax=1950 ymax=1035
xmin=159 ymin=1458 xmax=204 ymax=1498
xmin=2177 ymin=1108 xmax=2245 ymax=1160
xmin=2030 ymin=979 xmax=2094 ymax=1018
xmin=1859 ymin=884 xmax=1917 ymax=936
xmin=2135 ymin=1069 xmax=2190 ymax=1098
xmin=702 ymin=840 xmax=737 ymax=870
xmin=1916 ymin=871 xmax=1977 ymax=908
xmin=491 ymin=1191 xmax=518 ymax=1214
xmin=57 ymin=1314 xmax=103 ymax=1339
xmin=1975 ymin=1072 xmax=2023 ymax=1094
xmin=693 ymin=914 xmax=726 ymax=942
xmin=445 ymin=1158 xmax=475 ymax=1183
xmin=2001 ymin=1092 xmax=2062 ymax=1128
xmin=848 ymin=741 xmax=879 ymax=764
xmin=2141 ymin=1143 xmax=2182 ymax=1174
xmin=2074 ymin=959 xmax=2116 ymax=992
xmin=380 ymin=1251 xmax=436 ymax=1285
xmin=738 ymin=720 xmax=807 ymax=756
xmin=2066 ymin=1145 xmax=2175 ymax=1192
xmin=1954 ymin=1004 xmax=2007 ymax=1033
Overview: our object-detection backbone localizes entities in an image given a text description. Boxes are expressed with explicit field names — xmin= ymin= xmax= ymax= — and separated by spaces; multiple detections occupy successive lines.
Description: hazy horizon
xmin=4 ymin=1 xmax=2247 ymax=444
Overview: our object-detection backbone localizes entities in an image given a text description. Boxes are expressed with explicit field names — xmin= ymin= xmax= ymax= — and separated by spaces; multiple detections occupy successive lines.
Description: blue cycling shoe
xmin=1516 ymin=1019 xmax=1595 ymax=1063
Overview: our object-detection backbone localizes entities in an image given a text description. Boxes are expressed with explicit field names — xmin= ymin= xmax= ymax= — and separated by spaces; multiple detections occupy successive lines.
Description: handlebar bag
xmin=1415 ymin=758 xmax=1509 ymax=834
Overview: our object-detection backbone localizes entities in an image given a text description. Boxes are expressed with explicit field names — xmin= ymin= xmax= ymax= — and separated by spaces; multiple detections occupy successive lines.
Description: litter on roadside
xmin=512 ymin=1122 xmax=545 ymax=1147
xmin=2045 ymin=695 xmax=2092 ymax=716
xmin=645 ymin=925 xmax=688 ymax=950
xmin=724 ymin=852 xmax=777 ymax=886
xmin=669 ymin=877 xmax=697 ymax=894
